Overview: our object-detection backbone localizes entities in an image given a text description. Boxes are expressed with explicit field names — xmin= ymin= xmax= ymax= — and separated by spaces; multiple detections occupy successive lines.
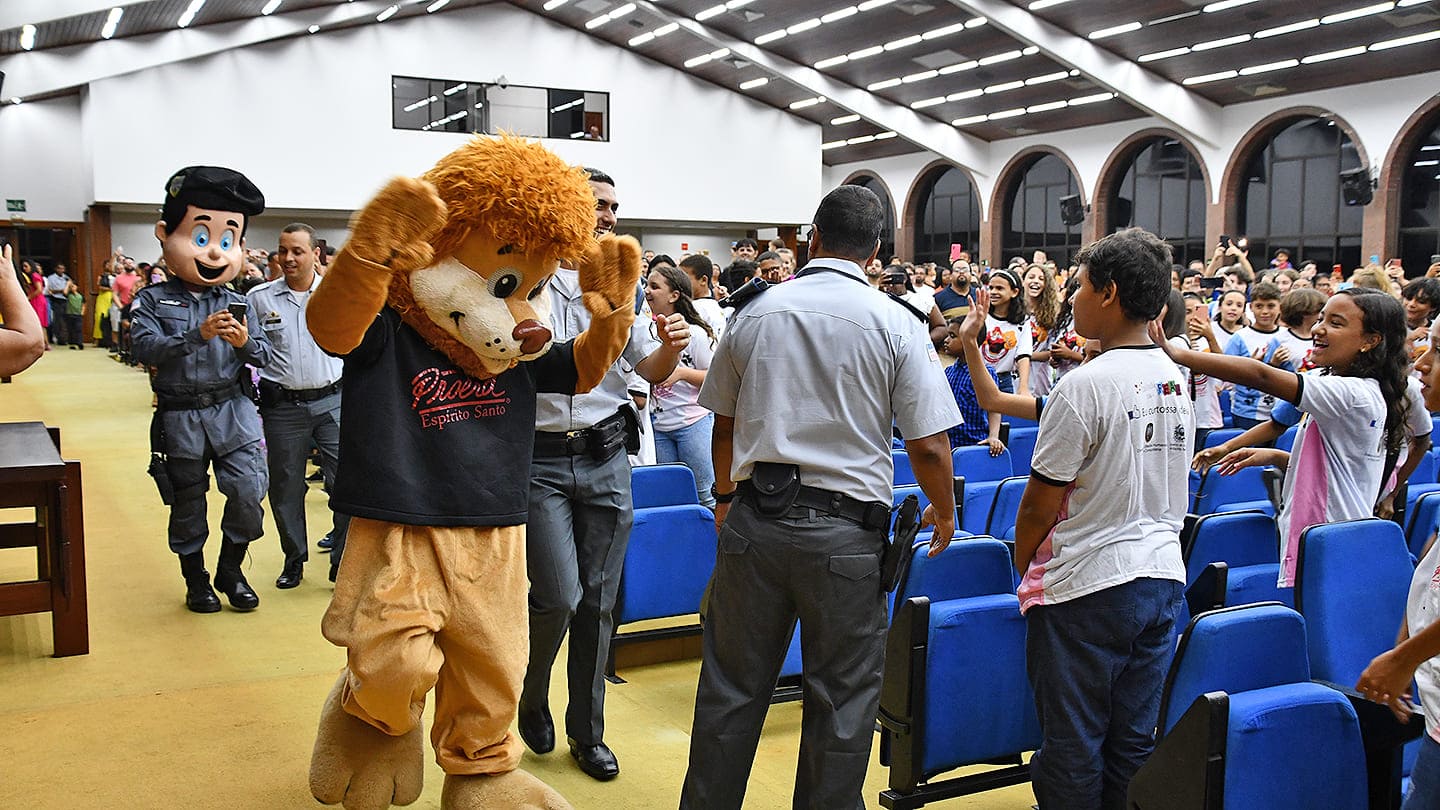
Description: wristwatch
xmin=711 ymin=484 xmax=735 ymax=504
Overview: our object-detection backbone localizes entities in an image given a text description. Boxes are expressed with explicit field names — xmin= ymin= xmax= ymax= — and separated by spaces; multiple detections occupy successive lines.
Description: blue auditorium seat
xmin=1219 ymin=388 xmax=1232 ymax=427
xmin=893 ymin=450 xmax=916 ymax=486
xmin=1005 ymin=427 xmax=1038 ymax=475
xmin=984 ymin=476 xmax=1027 ymax=541
xmin=1410 ymin=449 xmax=1438 ymax=487
xmin=896 ymin=536 xmax=1013 ymax=607
xmin=1407 ymin=490 xmax=1440 ymax=560
xmin=1203 ymin=427 xmax=1245 ymax=450
xmin=1295 ymin=518 xmax=1413 ymax=686
xmin=608 ymin=504 xmax=715 ymax=678
xmin=630 ymin=463 xmax=700 ymax=509
xmin=1276 ymin=425 xmax=1299 ymax=453
xmin=1132 ymin=603 xmax=1370 ymax=810
xmin=1182 ymin=511 xmax=1290 ymax=608
xmin=953 ymin=446 xmax=1012 ymax=535
xmin=1191 ymin=465 xmax=1273 ymax=516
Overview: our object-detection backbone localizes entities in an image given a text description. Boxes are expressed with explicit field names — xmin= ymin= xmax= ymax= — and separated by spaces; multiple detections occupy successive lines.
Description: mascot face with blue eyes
xmin=153 ymin=165 xmax=261 ymax=288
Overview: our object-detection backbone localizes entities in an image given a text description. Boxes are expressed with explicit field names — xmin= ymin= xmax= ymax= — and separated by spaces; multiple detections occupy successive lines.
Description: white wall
xmin=826 ymin=70 xmax=1440 ymax=218
xmin=624 ymin=228 xmax=745 ymax=263
xmin=0 ymin=95 xmax=89 ymax=222
xmin=107 ymin=205 xmax=354 ymax=264
xmin=76 ymin=3 xmax=821 ymax=226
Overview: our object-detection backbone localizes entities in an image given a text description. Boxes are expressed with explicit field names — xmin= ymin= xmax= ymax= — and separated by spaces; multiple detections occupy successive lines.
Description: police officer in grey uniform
xmin=130 ymin=166 xmax=272 ymax=614
xmin=679 ymin=185 xmax=961 ymax=810
xmin=519 ymin=168 xmax=688 ymax=781
xmin=247 ymin=222 xmax=348 ymax=589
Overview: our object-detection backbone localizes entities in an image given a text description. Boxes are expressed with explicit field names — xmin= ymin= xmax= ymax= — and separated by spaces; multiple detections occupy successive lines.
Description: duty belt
xmin=154 ymin=383 xmax=244 ymax=411
xmin=259 ymin=379 xmax=341 ymax=405
xmin=533 ymin=410 xmax=628 ymax=458
xmin=735 ymin=480 xmax=891 ymax=531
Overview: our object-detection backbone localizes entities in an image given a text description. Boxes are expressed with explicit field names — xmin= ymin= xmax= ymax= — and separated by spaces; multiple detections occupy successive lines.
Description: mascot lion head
xmin=386 ymin=135 xmax=596 ymax=379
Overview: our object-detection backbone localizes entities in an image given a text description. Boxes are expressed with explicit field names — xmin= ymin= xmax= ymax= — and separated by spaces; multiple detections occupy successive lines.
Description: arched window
xmin=1239 ymin=117 xmax=1364 ymax=272
xmin=1399 ymin=117 xmax=1440 ymax=275
xmin=1110 ymin=137 xmax=1207 ymax=265
xmin=1002 ymin=154 xmax=1081 ymax=267
xmin=912 ymin=166 xmax=981 ymax=267
xmin=846 ymin=175 xmax=896 ymax=262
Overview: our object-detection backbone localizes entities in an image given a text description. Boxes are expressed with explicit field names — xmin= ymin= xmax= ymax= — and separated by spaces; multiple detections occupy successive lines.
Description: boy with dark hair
xmin=680 ymin=254 xmax=725 ymax=335
xmin=1015 ymin=227 xmax=1191 ymax=810
xmin=1224 ymin=281 xmax=1283 ymax=429
xmin=733 ymin=237 xmax=758 ymax=262
xmin=1402 ymin=277 xmax=1440 ymax=360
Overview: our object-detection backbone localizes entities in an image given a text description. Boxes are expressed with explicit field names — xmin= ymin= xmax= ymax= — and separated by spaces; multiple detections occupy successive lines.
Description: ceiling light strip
xmin=177 ymin=0 xmax=206 ymax=28
xmin=102 ymin=7 xmax=124 ymax=38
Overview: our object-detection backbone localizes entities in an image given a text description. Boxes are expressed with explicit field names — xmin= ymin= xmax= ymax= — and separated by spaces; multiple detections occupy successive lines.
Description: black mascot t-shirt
xmin=331 ymin=307 xmax=579 ymax=526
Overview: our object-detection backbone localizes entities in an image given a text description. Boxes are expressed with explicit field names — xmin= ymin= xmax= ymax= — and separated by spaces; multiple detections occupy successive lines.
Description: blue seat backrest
xmin=1159 ymin=603 xmax=1309 ymax=735
xmin=960 ymin=481 xmax=1004 ymax=535
xmin=618 ymin=505 xmax=716 ymax=625
xmin=952 ymin=445 xmax=1012 ymax=484
xmin=893 ymin=450 xmax=916 ymax=486
xmin=922 ymin=593 xmax=1042 ymax=774
xmin=1408 ymin=491 xmax=1440 ymax=560
xmin=630 ymin=464 xmax=699 ymax=509
xmin=1224 ymin=683 xmax=1368 ymax=810
xmin=1296 ymin=518 xmax=1414 ymax=684
xmin=1225 ymin=564 xmax=1293 ymax=608
xmin=1184 ymin=511 xmax=1279 ymax=586
xmin=1413 ymin=451 xmax=1439 ymax=488
xmin=1005 ymin=416 xmax=1039 ymax=431
xmin=1219 ymin=388 xmax=1232 ymax=421
xmin=780 ymin=623 xmax=802 ymax=677
xmin=985 ymin=476 xmax=1028 ymax=541
xmin=892 ymin=484 xmax=932 ymax=517
xmin=1192 ymin=466 xmax=1268 ymax=515
xmin=1276 ymin=425 xmax=1299 ymax=453
xmin=899 ymin=536 xmax=1014 ymax=606
xmin=1006 ymin=427 xmax=1039 ymax=474
xmin=1203 ymin=427 xmax=1245 ymax=450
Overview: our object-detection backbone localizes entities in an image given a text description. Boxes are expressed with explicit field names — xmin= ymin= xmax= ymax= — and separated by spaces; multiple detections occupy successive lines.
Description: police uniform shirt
xmin=129 ymin=279 xmax=272 ymax=459
xmin=247 ymin=274 xmax=343 ymax=391
xmin=535 ymin=266 xmax=660 ymax=433
xmin=699 ymin=258 xmax=961 ymax=505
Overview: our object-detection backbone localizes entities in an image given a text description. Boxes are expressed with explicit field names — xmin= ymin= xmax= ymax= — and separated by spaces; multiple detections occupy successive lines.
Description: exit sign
xmin=5 ymin=199 xmax=23 ymax=212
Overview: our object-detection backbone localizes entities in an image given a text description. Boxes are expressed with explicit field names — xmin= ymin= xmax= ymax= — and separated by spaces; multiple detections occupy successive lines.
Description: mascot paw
xmin=440 ymin=770 xmax=574 ymax=810
xmin=348 ymin=176 xmax=449 ymax=273
xmin=577 ymin=234 xmax=642 ymax=316
xmin=310 ymin=676 xmax=425 ymax=810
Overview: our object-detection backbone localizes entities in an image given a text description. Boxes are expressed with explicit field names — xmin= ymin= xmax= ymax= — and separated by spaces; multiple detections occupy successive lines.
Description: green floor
xmin=0 ymin=347 xmax=1036 ymax=809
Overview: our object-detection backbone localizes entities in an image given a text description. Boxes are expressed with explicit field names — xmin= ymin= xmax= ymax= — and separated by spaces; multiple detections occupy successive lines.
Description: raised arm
xmin=1152 ymin=320 xmax=1299 ymax=405
xmin=958 ymin=285 xmax=1041 ymax=420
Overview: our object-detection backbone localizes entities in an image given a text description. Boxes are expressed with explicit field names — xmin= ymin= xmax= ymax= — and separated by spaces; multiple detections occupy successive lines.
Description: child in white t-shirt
xmin=644 ymin=265 xmax=720 ymax=507
xmin=983 ymin=267 xmax=1032 ymax=395
xmin=1223 ymin=282 xmax=1284 ymax=428
xmin=1158 ymin=288 xmax=1413 ymax=587
xmin=1016 ymin=229 xmax=1191 ymax=809
xmin=1182 ymin=293 xmax=1225 ymax=450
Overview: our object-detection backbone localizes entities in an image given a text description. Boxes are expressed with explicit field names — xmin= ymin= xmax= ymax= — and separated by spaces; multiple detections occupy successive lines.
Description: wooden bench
xmin=0 ymin=421 xmax=87 ymax=657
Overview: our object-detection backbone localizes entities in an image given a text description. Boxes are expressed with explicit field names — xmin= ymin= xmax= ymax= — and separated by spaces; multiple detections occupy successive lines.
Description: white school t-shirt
xmin=1275 ymin=373 xmax=1387 ymax=587
xmin=1408 ymin=538 xmax=1440 ymax=743
xmin=1177 ymin=335 xmax=1225 ymax=429
xmin=1273 ymin=328 xmax=1316 ymax=373
xmin=981 ymin=315 xmax=1032 ymax=377
xmin=693 ymin=297 xmax=727 ymax=338
xmin=1019 ymin=346 xmax=1192 ymax=613
xmin=651 ymin=320 xmax=717 ymax=432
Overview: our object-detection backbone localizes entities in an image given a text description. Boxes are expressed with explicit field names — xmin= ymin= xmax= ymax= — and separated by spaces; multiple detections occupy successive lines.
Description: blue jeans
xmin=654 ymin=412 xmax=716 ymax=508
xmin=1026 ymin=577 xmax=1183 ymax=810
xmin=1405 ymin=735 xmax=1440 ymax=810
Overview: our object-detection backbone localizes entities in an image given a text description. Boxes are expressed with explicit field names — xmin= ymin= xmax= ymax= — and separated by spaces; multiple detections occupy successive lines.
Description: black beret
xmin=162 ymin=166 xmax=265 ymax=226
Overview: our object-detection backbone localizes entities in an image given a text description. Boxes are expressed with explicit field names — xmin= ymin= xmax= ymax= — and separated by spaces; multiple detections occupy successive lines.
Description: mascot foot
xmin=310 ymin=676 xmax=424 ymax=810
xmin=440 ymin=770 xmax=574 ymax=810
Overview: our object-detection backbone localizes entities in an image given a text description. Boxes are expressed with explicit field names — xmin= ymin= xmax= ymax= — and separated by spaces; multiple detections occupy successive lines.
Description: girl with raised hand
xmin=644 ymin=264 xmax=720 ymax=507
xmin=1024 ymin=263 xmax=1063 ymax=397
xmin=1152 ymin=288 xmax=1411 ymax=587
xmin=984 ymin=267 xmax=1032 ymax=396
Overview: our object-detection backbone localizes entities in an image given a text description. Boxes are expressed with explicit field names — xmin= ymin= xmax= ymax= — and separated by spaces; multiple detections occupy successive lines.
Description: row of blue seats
xmin=879 ymin=517 xmax=1425 ymax=809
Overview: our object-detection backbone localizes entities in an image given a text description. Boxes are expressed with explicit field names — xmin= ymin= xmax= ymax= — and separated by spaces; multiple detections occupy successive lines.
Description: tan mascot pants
xmin=322 ymin=517 xmax=527 ymax=775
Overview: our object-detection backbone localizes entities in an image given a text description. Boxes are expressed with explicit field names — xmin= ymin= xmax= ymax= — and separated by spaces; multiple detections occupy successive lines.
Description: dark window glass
xmin=1109 ymin=137 xmax=1207 ymax=265
xmin=1002 ymin=154 xmax=1080 ymax=265
xmin=1400 ymin=119 xmax=1440 ymax=276
xmin=1239 ymin=117 xmax=1364 ymax=274
xmin=912 ymin=167 xmax=981 ymax=266
xmin=846 ymin=175 xmax=896 ymax=261
xmin=391 ymin=76 xmax=608 ymax=141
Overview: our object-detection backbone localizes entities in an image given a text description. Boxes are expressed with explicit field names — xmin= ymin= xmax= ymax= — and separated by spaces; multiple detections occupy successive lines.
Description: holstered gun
xmin=146 ymin=411 xmax=175 ymax=506
xmin=882 ymin=494 xmax=922 ymax=593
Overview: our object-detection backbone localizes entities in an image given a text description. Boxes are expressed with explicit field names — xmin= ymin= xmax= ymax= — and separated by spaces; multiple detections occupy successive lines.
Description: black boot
xmin=179 ymin=553 xmax=221 ymax=614
xmin=213 ymin=542 xmax=260 ymax=611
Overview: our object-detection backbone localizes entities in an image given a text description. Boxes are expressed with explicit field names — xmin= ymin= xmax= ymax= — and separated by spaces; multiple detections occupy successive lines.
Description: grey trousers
xmin=522 ymin=448 xmax=633 ymax=745
xmin=165 ymin=440 xmax=267 ymax=557
xmin=259 ymin=393 xmax=349 ymax=568
xmin=679 ymin=499 xmax=888 ymax=810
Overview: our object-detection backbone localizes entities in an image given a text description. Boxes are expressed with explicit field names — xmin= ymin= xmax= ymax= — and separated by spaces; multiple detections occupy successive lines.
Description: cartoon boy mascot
xmin=129 ymin=166 xmax=271 ymax=614
xmin=304 ymin=135 xmax=645 ymax=809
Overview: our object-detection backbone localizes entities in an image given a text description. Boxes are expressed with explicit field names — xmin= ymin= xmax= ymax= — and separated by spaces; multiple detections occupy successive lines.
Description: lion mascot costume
xmin=304 ymin=135 xmax=641 ymax=810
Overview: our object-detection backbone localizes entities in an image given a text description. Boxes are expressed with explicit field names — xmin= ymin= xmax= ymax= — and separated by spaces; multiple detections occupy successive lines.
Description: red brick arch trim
xmin=988 ymin=146 xmax=1087 ymax=227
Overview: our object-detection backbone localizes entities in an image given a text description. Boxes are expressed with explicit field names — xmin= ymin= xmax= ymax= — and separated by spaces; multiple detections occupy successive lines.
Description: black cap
xmin=161 ymin=166 xmax=265 ymax=233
